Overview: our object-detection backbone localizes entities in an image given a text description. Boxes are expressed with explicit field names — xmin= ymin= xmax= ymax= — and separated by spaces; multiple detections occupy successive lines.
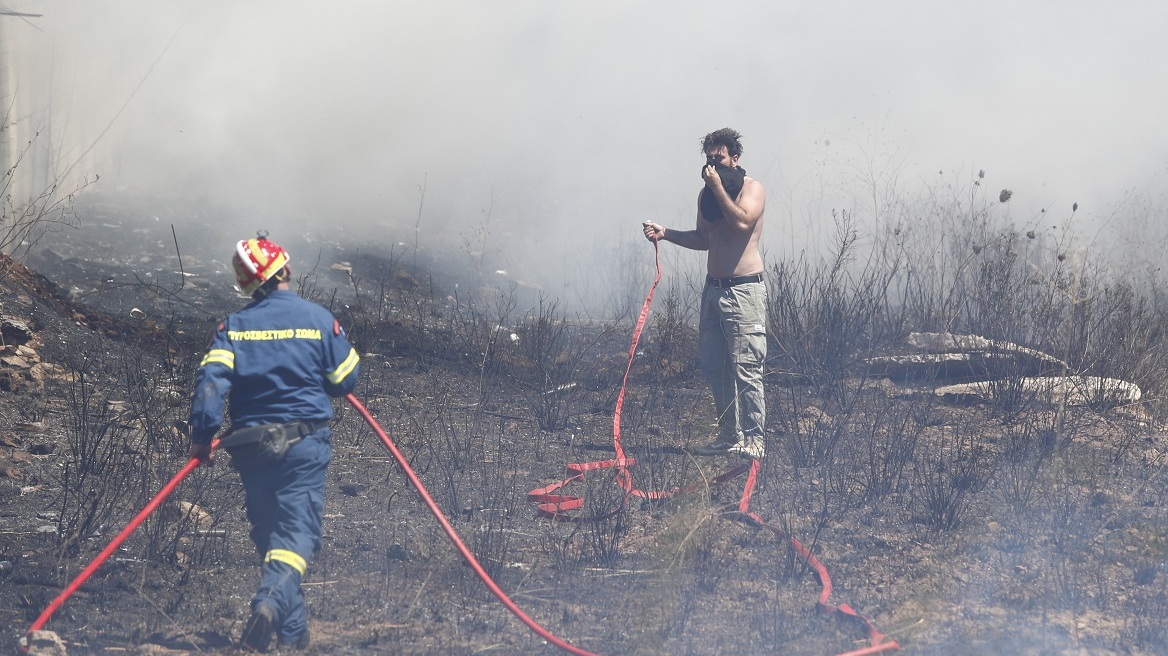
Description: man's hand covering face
xmin=699 ymin=162 xmax=746 ymax=221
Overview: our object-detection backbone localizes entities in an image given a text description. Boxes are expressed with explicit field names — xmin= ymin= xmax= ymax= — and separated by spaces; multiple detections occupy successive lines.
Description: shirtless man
xmin=642 ymin=127 xmax=767 ymax=459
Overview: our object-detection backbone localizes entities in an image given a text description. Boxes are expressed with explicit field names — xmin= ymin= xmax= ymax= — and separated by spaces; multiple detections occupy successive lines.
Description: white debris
xmin=907 ymin=332 xmax=1066 ymax=368
xmin=934 ymin=376 xmax=1141 ymax=406
xmin=23 ymin=629 xmax=67 ymax=656
xmin=542 ymin=382 xmax=577 ymax=396
xmin=160 ymin=501 xmax=215 ymax=531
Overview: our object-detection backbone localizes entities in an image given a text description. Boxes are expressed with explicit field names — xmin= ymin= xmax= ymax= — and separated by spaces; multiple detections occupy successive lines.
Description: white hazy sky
xmin=6 ymin=0 xmax=1167 ymax=292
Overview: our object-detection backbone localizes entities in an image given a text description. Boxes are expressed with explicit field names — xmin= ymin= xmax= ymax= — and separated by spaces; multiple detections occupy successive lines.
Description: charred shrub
xmin=854 ymin=395 xmax=927 ymax=502
xmin=53 ymin=336 xmax=193 ymax=559
xmin=767 ymin=210 xmax=898 ymax=402
xmin=780 ymin=404 xmax=846 ymax=469
xmin=913 ymin=423 xmax=996 ymax=531
xmin=648 ymin=280 xmax=697 ymax=379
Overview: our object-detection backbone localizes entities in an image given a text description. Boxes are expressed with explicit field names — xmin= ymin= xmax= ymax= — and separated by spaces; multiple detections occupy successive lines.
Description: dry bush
xmin=849 ymin=394 xmax=930 ymax=504
xmin=508 ymin=296 xmax=621 ymax=438
xmin=911 ymin=422 xmax=996 ymax=531
xmin=45 ymin=329 xmax=221 ymax=574
xmin=0 ymin=129 xmax=92 ymax=273
xmin=767 ymin=210 xmax=901 ymax=401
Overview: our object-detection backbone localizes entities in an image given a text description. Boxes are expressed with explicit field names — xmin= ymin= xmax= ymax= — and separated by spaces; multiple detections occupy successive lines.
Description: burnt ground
xmin=2 ymin=194 xmax=1168 ymax=655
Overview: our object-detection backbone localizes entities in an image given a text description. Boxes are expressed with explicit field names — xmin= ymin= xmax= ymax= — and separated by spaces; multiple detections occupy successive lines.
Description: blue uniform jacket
xmin=189 ymin=289 xmax=360 ymax=444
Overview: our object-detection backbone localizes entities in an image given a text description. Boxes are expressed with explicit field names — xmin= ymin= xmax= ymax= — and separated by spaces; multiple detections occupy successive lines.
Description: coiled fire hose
xmin=527 ymin=241 xmax=900 ymax=656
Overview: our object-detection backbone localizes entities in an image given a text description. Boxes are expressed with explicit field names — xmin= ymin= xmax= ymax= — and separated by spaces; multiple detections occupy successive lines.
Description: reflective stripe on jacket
xmin=189 ymin=289 xmax=360 ymax=443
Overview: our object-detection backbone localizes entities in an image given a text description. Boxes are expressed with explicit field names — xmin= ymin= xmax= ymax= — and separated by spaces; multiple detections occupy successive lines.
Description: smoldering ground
xmin=5 ymin=187 xmax=1168 ymax=655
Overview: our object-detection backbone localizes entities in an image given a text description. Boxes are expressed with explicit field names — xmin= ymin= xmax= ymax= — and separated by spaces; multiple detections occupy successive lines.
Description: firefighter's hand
xmin=189 ymin=442 xmax=214 ymax=466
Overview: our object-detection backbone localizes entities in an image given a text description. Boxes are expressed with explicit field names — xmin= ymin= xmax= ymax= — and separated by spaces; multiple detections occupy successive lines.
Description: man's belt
xmin=706 ymin=273 xmax=764 ymax=288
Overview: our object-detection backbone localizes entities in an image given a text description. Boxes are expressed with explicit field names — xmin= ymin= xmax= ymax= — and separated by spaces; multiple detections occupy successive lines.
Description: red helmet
xmin=233 ymin=236 xmax=290 ymax=294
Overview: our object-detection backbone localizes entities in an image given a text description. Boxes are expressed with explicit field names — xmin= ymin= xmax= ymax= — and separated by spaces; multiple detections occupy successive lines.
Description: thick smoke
xmin=4 ymin=1 xmax=1167 ymax=308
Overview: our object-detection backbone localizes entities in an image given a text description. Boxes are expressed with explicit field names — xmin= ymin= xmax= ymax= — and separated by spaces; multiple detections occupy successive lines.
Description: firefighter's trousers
xmin=238 ymin=429 xmax=331 ymax=645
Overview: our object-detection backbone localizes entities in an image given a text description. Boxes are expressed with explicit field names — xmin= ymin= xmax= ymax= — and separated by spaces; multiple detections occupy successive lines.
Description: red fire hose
xmin=17 ymin=413 xmax=601 ymax=655
xmin=528 ymin=243 xmax=753 ymax=521
xmin=19 ymin=241 xmax=899 ymax=656
xmin=346 ymin=393 xmax=602 ymax=656
xmin=19 ymin=438 xmax=221 ymax=653
xmin=527 ymin=241 xmax=900 ymax=655
xmin=17 ymin=412 xmax=602 ymax=656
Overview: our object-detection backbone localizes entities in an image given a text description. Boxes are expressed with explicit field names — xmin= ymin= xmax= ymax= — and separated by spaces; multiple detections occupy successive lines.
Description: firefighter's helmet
xmin=233 ymin=234 xmax=290 ymax=295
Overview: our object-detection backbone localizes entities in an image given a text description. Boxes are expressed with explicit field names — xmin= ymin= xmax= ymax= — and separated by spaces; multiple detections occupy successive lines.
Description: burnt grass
xmin=3 ymin=196 xmax=1168 ymax=655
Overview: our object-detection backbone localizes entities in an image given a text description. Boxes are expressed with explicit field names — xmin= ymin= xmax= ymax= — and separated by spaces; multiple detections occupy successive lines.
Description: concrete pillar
xmin=0 ymin=16 xmax=19 ymax=209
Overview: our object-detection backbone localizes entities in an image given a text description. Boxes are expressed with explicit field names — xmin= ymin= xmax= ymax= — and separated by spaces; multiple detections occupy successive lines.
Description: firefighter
xmin=188 ymin=233 xmax=360 ymax=652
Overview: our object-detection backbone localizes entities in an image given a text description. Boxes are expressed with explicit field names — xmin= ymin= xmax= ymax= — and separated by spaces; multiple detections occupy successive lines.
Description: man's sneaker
xmin=727 ymin=436 xmax=765 ymax=460
xmin=240 ymin=604 xmax=276 ymax=653
xmin=689 ymin=440 xmax=736 ymax=456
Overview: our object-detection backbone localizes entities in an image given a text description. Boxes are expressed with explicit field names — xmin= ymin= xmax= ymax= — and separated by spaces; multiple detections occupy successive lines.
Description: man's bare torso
xmin=699 ymin=175 xmax=765 ymax=278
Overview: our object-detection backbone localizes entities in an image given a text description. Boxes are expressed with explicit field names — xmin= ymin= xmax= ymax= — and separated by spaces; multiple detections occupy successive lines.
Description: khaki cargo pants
xmin=698 ymin=280 xmax=767 ymax=447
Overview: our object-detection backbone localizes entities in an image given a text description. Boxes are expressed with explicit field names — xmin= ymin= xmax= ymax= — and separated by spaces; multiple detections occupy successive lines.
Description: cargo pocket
xmin=731 ymin=327 xmax=767 ymax=365
xmin=728 ymin=284 xmax=767 ymax=365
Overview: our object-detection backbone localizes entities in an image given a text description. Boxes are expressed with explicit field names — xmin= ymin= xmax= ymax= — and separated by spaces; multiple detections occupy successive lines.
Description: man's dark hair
xmin=701 ymin=127 xmax=744 ymax=158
